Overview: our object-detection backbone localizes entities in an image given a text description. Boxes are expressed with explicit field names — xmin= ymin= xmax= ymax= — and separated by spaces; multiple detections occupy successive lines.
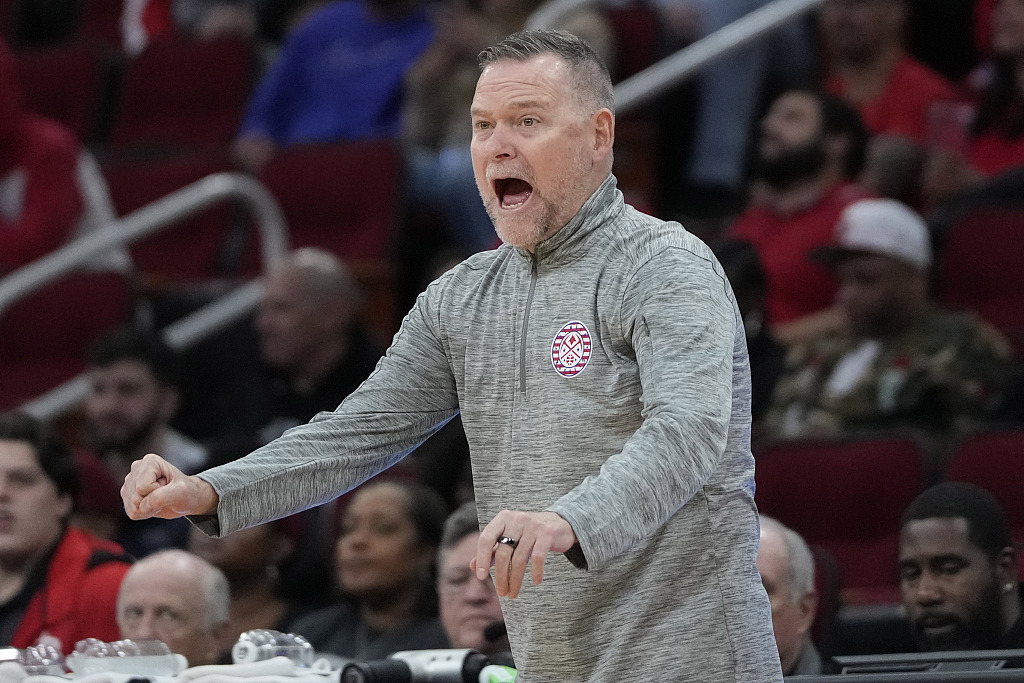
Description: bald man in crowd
xmin=117 ymin=549 xmax=231 ymax=667
xmin=253 ymin=247 xmax=383 ymax=445
xmin=758 ymin=516 xmax=823 ymax=676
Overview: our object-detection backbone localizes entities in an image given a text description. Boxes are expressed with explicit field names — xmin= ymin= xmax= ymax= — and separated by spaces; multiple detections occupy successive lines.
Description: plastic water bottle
xmin=231 ymin=630 xmax=316 ymax=668
xmin=66 ymin=639 xmax=187 ymax=676
xmin=18 ymin=643 xmax=65 ymax=676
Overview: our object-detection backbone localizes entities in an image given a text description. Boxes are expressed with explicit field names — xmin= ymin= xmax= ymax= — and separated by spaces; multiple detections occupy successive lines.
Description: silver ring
xmin=498 ymin=536 xmax=519 ymax=549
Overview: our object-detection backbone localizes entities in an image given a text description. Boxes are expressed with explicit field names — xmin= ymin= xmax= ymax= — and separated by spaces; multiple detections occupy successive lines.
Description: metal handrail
xmin=526 ymin=0 xmax=827 ymax=115
xmin=2 ymin=172 xmax=289 ymax=419
xmin=0 ymin=172 xmax=286 ymax=314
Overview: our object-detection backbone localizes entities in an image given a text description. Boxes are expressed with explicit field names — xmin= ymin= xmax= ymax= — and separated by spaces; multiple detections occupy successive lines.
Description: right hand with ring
xmin=121 ymin=453 xmax=219 ymax=520
xmin=472 ymin=509 xmax=577 ymax=599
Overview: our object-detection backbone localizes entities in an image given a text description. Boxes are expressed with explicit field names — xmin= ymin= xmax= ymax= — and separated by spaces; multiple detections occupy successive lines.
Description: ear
xmin=995 ymin=547 xmax=1017 ymax=587
xmin=56 ymin=492 xmax=73 ymax=522
xmin=591 ymin=108 xmax=615 ymax=161
xmin=796 ymin=589 xmax=819 ymax=637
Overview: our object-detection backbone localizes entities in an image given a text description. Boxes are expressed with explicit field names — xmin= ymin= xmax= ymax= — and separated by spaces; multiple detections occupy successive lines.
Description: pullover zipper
xmin=520 ymin=256 xmax=538 ymax=393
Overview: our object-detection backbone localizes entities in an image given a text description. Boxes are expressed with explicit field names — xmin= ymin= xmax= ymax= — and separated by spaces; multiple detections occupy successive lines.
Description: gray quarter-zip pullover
xmin=195 ymin=175 xmax=782 ymax=682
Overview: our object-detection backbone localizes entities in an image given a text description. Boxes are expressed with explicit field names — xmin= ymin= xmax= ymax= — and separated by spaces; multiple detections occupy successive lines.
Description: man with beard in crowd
xmin=898 ymin=482 xmax=1023 ymax=652
xmin=729 ymin=89 xmax=870 ymax=342
xmin=84 ymin=328 xmax=205 ymax=556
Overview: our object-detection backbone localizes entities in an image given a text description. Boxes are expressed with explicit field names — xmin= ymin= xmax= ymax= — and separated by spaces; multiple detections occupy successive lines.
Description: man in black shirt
xmin=899 ymin=482 xmax=1023 ymax=652
xmin=253 ymin=247 xmax=383 ymax=445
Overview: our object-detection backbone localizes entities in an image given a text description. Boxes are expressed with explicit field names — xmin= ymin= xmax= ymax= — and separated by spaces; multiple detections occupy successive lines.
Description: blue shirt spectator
xmin=235 ymin=0 xmax=433 ymax=171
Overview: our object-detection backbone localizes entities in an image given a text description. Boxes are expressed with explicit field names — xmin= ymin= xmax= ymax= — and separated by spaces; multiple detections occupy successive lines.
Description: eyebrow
xmin=471 ymin=100 xmax=550 ymax=117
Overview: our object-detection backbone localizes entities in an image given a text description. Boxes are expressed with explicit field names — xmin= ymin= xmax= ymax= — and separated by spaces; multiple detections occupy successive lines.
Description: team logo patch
xmin=551 ymin=321 xmax=592 ymax=377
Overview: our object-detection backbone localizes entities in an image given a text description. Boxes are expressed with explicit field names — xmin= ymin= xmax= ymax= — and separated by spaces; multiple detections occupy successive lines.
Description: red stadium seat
xmin=0 ymin=272 xmax=133 ymax=410
xmin=755 ymin=437 xmax=928 ymax=604
xmin=14 ymin=43 xmax=106 ymax=143
xmin=255 ymin=140 xmax=402 ymax=263
xmin=811 ymin=544 xmax=842 ymax=654
xmin=945 ymin=429 xmax=1024 ymax=578
xmin=937 ymin=208 xmax=1024 ymax=358
xmin=109 ymin=36 xmax=254 ymax=153
xmin=102 ymin=151 xmax=237 ymax=282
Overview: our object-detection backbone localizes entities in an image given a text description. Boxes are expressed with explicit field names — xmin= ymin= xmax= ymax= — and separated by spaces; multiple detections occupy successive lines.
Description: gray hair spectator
xmin=117 ymin=549 xmax=231 ymax=666
xmin=437 ymin=503 xmax=510 ymax=659
xmin=758 ymin=516 xmax=822 ymax=676
xmin=255 ymin=247 xmax=379 ymax=445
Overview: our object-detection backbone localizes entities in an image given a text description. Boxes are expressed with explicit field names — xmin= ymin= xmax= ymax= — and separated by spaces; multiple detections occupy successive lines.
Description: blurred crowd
xmin=0 ymin=0 xmax=1023 ymax=675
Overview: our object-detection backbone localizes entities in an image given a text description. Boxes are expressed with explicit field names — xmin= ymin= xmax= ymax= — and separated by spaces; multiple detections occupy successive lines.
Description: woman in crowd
xmin=289 ymin=479 xmax=450 ymax=661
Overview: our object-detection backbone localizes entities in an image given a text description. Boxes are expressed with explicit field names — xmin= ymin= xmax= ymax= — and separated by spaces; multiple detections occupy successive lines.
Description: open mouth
xmin=917 ymin=613 xmax=960 ymax=636
xmin=494 ymin=177 xmax=534 ymax=210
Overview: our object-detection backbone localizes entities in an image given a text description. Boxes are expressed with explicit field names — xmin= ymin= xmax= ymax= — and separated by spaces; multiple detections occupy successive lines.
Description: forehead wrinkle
xmin=474 ymin=60 xmax=568 ymax=107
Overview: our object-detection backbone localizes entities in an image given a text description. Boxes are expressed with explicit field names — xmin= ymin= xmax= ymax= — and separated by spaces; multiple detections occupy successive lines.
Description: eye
xmin=899 ymin=565 xmax=920 ymax=582
xmin=121 ymin=607 xmax=143 ymax=621
xmin=8 ymin=472 xmax=36 ymax=487
xmin=475 ymin=120 xmax=491 ymax=130
xmin=522 ymin=118 xmax=535 ymax=126
xmin=156 ymin=607 xmax=183 ymax=624
xmin=937 ymin=560 xmax=965 ymax=576
xmin=372 ymin=521 xmax=400 ymax=535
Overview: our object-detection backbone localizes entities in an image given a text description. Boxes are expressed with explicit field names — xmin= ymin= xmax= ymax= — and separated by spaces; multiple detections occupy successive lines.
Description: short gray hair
xmin=760 ymin=515 xmax=815 ymax=604
xmin=124 ymin=549 xmax=231 ymax=630
xmin=437 ymin=501 xmax=480 ymax=567
xmin=479 ymin=29 xmax=614 ymax=115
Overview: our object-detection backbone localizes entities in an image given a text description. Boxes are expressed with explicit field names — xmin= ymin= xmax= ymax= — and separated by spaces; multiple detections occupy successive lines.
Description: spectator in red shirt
xmin=820 ymin=0 xmax=956 ymax=203
xmin=0 ymin=39 xmax=127 ymax=277
xmin=0 ymin=40 xmax=82 ymax=276
xmin=921 ymin=0 xmax=1024 ymax=208
xmin=822 ymin=0 xmax=956 ymax=140
xmin=968 ymin=0 xmax=1024 ymax=176
xmin=730 ymin=89 xmax=870 ymax=341
xmin=0 ymin=413 xmax=132 ymax=654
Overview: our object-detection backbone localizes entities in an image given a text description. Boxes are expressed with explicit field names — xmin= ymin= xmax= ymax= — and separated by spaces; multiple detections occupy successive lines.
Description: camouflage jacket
xmin=764 ymin=308 xmax=1013 ymax=439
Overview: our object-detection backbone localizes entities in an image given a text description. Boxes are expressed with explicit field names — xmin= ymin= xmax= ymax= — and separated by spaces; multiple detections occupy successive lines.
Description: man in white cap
xmin=763 ymin=198 xmax=1012 ymax=440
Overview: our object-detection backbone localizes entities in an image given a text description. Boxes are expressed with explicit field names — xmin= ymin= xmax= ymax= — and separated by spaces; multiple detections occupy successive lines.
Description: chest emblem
xmin=551 ymin=321 xmax=592 ymax=377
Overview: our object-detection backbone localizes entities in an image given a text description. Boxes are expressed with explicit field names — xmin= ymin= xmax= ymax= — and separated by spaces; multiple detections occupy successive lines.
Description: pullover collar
xmin=514 ymin=174 xmax=623 ymax=267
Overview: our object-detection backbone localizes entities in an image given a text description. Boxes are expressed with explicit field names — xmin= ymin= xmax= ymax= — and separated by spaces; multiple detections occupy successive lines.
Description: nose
xmin=913 ymin=572 xmax=943 ymax=606
xmin=481 ymin=123 xmax=516 ymax=160
xmin=127 ymin=613 xmax=159 ymax=641
xmin=463 ymin=575 xmax=495 ymax=603
xmin=339 ymin=525 xmax=371 ymax=552
xmin=88 ymin=389 xmax=117 ymax=416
